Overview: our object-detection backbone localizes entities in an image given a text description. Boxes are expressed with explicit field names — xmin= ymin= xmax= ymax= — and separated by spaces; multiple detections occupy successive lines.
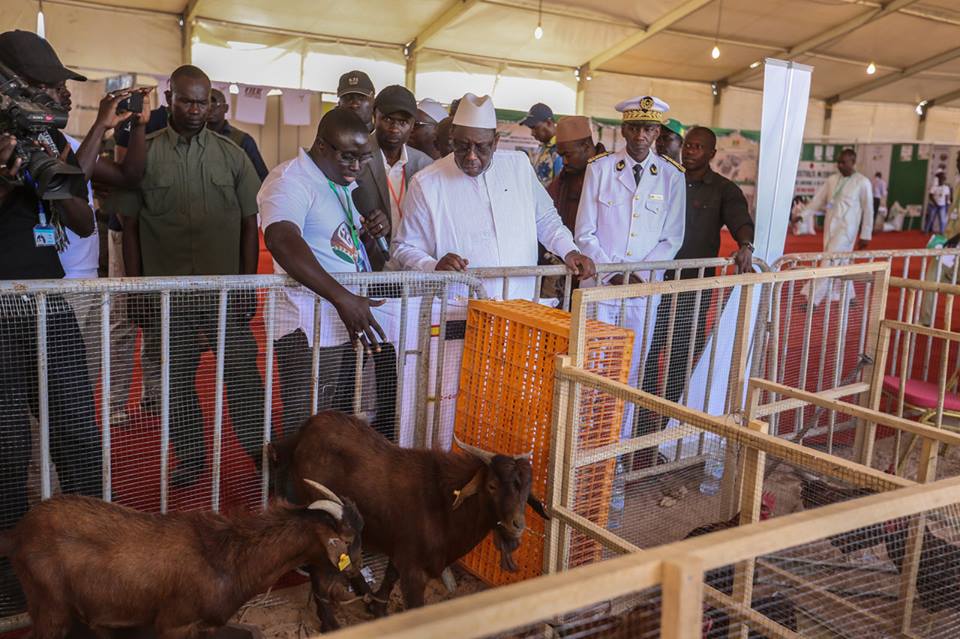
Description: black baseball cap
xmin=337 ymin=70 xmax=375 ymax=98
xmin=520 ymin=102 xmax=554 ymax=127
xmin=0 ymin=30 xmax=86 ymax=84
xmin=374 ymin=85 xmax=418 ymax=118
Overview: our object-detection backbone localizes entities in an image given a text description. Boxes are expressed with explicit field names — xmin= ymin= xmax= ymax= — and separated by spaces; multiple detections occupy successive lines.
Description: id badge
xmin=33 ymin=224 xmax=56 ymax=248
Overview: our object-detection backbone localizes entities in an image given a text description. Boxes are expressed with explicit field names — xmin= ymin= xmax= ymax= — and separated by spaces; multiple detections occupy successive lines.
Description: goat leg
xmin=398 ymin=567 xmax=428 ymax=610
xmin=369 ymin=561 xmax=400 ymax=618
xmin=308 ymin=566 xmax=341 ymax=632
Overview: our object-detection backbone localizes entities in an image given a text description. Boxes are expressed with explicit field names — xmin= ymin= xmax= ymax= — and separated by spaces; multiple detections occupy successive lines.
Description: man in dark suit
xmin=355 ymin=85 xmax=433 ymax=271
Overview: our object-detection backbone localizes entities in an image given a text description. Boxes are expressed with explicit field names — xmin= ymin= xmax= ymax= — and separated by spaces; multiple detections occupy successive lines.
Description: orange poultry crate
xmin=455 ymin=299 xmax=634 ymax=586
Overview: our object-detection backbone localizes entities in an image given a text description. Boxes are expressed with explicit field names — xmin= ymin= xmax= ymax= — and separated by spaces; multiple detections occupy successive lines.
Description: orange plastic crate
xmin=455 ymin=299 xmax=634 ymax=585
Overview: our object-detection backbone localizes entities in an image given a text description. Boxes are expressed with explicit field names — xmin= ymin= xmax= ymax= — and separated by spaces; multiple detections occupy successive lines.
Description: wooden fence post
xmin=661 ymin=556 xmax=705 ymax=639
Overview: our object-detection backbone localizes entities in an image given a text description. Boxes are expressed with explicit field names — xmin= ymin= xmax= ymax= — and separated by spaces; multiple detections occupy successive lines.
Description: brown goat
xmin=273 ymin=410 xmax=549 ymax=616
xmin=0 ymin=486 xmax=361 ymax=639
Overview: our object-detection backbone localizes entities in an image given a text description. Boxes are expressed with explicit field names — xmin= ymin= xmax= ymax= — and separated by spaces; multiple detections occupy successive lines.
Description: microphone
xmin=351 ymin=186 xmax=390 ymax=260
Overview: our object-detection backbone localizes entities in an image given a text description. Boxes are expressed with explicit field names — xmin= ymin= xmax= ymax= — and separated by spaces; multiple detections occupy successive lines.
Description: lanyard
xmin=386 ymin=165 xmax=406 ymax=219
xmin=326 ymin=179 xmax=368 ymax=272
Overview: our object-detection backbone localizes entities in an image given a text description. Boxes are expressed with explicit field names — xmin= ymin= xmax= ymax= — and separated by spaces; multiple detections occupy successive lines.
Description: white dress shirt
xmin=393 ymin=150 xmax=578 ymax=299
xmin=383 ymin=145 xmax=408 ymax=233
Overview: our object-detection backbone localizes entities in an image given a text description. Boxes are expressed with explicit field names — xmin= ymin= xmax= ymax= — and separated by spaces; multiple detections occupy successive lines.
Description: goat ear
xmin=527 ymin=493 xmax=550 ymax=520
xmin=452 ymin=469 xmax=485 ymax=509
xmin=324 ymin=537 xmax=351 ymax=572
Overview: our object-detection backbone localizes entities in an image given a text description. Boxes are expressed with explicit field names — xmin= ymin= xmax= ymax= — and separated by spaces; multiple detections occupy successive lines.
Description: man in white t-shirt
xmin=259 ymin=107 xmax=394 ymax=438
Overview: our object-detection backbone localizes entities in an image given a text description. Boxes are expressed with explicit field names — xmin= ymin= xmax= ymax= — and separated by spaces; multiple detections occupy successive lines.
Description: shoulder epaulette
xmin=587 ymin=152 xmax=611 ymax=164
xmin=662 ymin=154 xmax=685 ymax=173
xmin=144 ymin=128 xmax=165 ymax=141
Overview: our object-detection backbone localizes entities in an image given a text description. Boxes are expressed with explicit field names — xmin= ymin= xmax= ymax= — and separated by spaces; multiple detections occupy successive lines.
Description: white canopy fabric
xmin=4 ymin=0 xmax=960 ymax=138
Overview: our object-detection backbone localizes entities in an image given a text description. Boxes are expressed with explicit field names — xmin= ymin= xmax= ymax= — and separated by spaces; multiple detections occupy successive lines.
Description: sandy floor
xmin=232 ymin=564 xmax=485 ymax=637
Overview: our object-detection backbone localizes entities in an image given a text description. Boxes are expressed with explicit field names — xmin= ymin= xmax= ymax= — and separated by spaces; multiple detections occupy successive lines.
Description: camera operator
xmin=0 ymin=30 xmax=103 ymax=615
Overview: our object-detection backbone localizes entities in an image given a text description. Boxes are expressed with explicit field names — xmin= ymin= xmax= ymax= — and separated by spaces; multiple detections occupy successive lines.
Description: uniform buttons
xmin=626 ymin=250 xmax=632 ymax=256
xmin=634 ymin=195 xmax=641 ymax=201
xmin=633 ymin=213 xmax=639 ymax=219
xmin=630 ymin=233 xmax=637 ymax=237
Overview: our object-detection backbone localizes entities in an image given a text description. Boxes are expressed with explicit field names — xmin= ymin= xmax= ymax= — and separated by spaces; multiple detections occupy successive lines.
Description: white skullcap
xmin=417 ymin=98 xmax=448 ymax=124
xmin=452 ymin=93 xmax=497 ymax=129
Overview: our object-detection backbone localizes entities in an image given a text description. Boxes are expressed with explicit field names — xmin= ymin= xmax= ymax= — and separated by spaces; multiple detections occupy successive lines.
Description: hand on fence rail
xmin=436 ymin=253 xmax=469 ymax=272
xmin=333 ymin=290 xmax=386 ymax=353
xmin=563 ymin=251 xmax=597 ymax=281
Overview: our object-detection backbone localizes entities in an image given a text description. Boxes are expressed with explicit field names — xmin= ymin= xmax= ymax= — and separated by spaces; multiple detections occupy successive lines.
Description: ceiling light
xmin=711 ymin=45 xmax=721 ymax=60
xmin=749 ymin=60 xmax=761 ymax=69
xmin=866 ymin=61 xmax=876 ymax=75
xmin=586 ymin=74 xmax=592 ymax=81
xmin=916 ymin=100 xmax=928 ymax=115
xmin=229 ymin=84 xmax=240 ymax=95
xmin=36 ymin=0 xmax=45 ymax=38
xmin=534 ymin=0 xmax=543 ymax=40
xmin=711 ymin=0 xmax=723 ymax=61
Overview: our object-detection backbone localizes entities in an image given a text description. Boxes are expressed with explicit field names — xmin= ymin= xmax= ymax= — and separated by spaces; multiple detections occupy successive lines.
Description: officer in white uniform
xmin=575 ymin=95 xmax=686 ymax=284
xmin=574 ymin=96 xmax=686 ymax=436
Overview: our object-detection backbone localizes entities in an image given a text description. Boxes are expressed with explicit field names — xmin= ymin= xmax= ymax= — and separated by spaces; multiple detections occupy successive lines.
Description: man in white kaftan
xmin=801 ymin=148 xmax=873 ymax=306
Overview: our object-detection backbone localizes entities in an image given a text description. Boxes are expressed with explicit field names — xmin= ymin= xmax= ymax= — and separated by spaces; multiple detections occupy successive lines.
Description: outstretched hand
xmin=334 ymin=292 xmax=386 ymax=354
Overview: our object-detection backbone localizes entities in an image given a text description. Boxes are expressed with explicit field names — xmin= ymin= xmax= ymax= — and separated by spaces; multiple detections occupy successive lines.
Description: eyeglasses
xmin=324 ymin=139 xmax=373 ymax=167
xmin=452 ymin=140 xmax=495 ymax=157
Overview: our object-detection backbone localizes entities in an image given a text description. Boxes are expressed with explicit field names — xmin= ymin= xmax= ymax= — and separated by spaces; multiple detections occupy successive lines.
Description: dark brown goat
xmin=273 ymin=410 xmax=549 ymax=615
xmin=0 ymin=486 xmax=361 ymax=639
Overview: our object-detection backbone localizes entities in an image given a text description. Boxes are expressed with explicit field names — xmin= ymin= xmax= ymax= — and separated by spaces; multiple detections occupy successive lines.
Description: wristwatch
xmin=739 ymin=241 xmax=755 ymax=252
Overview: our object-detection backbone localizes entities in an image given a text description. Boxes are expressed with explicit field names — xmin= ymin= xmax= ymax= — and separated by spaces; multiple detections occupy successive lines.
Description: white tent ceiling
xmin=5 ymin=0 xmax=960 ymax=111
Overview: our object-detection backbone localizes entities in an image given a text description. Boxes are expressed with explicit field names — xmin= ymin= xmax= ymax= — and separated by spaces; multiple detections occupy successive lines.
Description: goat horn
xmin=303 ymin=479 xmax=344 ymax=506
xmin=453 ymin=435 xmax=496 ymax=465
xmin=308 ymin=499 xmax=344 ymax=522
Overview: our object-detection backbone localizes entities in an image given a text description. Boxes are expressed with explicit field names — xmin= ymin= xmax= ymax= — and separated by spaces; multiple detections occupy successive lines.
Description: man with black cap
xmin=337 ymin=70 xmax=376 ymax=133
xmin=521 ymin=102 xmax=563 ymax=187
xmin=0 ymin=29 xmax=103 ymax=615
xmin=354 ymin=84 xmax=433 ymax=271
xmin=208 ymin=88 xmax=269 ymax=181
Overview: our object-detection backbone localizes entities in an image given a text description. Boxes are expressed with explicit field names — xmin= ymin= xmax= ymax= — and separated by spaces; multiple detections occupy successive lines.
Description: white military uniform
xmin=574 ymin=95 xmax=687 ymax=435
xmin=575 ymin=148 xmax=686 ymax=278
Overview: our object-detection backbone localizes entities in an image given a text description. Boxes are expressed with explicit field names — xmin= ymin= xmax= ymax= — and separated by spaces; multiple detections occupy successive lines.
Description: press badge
xmin=648 ymin=193 xmax=664 ymax=201
xmin=33 ymin=224 xmax=56 ymax=248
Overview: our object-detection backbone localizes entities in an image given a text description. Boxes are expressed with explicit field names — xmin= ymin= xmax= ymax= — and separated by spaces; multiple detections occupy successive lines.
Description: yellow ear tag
xmin=338 ymin=553 xmax=351 ymax=572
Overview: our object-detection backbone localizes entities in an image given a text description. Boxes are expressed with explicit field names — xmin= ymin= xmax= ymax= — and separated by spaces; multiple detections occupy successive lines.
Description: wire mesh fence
xmin=327 ymin=469 xmax=960 ymax=639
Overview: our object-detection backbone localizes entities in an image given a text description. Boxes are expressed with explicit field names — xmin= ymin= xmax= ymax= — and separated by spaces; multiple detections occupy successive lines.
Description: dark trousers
xmin=634 ymin=286 xmax=715 ymax=460
xmin=0 ymin=295 xmax=102 ymax=605
xmin=144 ymin=292 xmax=264 ymax=485
xmin=275 ymin=329 xmax=398 ymax=441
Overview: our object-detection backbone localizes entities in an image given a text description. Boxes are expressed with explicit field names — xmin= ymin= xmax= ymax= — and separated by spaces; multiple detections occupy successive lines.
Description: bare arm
xmin=121 ymin=215 xmax=142 ymax=277
xmin=265 ymin=222 xmax=385 ymax=350
xmin=58 ymin=197 xmax=95 ymax=237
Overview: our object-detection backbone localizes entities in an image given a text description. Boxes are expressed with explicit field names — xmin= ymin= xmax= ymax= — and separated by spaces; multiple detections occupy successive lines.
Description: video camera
xmin=0 ymin=59 xmax=84 ymax=200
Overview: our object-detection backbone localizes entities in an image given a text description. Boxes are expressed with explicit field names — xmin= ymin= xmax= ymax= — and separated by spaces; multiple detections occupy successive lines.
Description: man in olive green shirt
xmin=110 ymin=65 xmax=264 ymax=487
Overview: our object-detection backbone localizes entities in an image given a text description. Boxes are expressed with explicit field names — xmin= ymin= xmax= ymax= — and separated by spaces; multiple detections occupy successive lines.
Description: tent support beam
xmin=823 ymin=104 xmax=833 ymax=137
xmin=410 ymin=0 xmax=482 ymax=54
xmin=827 ymin=45 xmax=960 ymax=105
xmin=917 ymin=87 xmax=960 ymax=115
xmin=405 ymin=45 xmax=417 ymax=94
xmin=723 ymin=0 xmax=922 ymax=86
xmin=916 ymin=107 xmax=927 ymax=141
xmin=575 ymin=71 xmax=587 ymax=115
xmin=582 ymin=0 xmax=713 ymax=75
xmin=710 ymin=83 xmax=724 ymax=128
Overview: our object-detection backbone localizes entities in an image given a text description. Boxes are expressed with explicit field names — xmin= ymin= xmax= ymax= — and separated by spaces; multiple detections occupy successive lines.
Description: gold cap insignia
xmin=616 ymin=159 xmax=625 ymax=171
xmin=640 ymin=97 xmax=654 ymax=109
xmin=650 ymin=164 xmax=658 ymax=175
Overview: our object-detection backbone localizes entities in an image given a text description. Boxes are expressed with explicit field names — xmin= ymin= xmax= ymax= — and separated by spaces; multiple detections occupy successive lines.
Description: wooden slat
xmin=661 ymin=557 xmax=705 ymax=639
xmin=751 ymin=382 xmax=871 ymax=419
xmin=552 ymin=506 xmax=640 ymax=555
xmin=574 ymin=263 xmax=889 ymax=305
xmin=750 ymin=378 xmax=960 ymax=448
xmin=883 ymin=319 xmax=960 ymax=343
xmin=560 ymin=364 xmax=912 ymax=492
xmin=703 ymin=586 xmax=803 ymax=639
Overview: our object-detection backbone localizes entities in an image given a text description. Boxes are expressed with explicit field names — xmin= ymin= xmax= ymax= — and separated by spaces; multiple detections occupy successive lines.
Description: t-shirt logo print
xmin=331 ymin=222 xmax=359 ymax=265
